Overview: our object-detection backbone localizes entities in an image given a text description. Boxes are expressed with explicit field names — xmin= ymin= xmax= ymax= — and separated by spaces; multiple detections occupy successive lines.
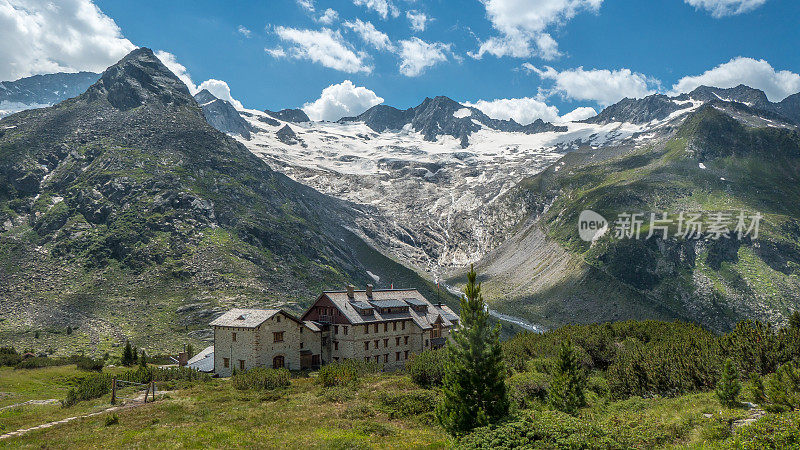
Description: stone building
xmin=210 ymin=285 xmax=458 ymax=376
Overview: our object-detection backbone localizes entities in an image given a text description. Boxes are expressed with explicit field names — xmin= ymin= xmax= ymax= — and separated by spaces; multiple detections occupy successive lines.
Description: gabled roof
xmin=187 ymin=345 xmax=214 ymax=372
xmin=210 ymin=308 xmax=305 ymax=328
xmin=305 ymin=288 xmax=458 ymax=330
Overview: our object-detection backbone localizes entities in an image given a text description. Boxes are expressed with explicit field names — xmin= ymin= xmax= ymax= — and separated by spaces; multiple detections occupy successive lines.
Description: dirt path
xmin=0 ymin=399 xmax=60 ymax=410
xmin=0 ymin=391 xmax=157 ymax=440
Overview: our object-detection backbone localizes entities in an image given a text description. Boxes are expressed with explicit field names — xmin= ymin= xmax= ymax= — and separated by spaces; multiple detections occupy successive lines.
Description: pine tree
xmin=750 ymin=372 xmax=765 ymax=404
xmin=66 ymin=326 xmax=72 ymax=335
xmin=139 ymin=349 xmax=148 ymax=368
xmin=549 ymin=340 xmax=587 ymax=415
xmin=122 ymin=341 xmax=134 ymax=366
xmin=716 ymin=359 xmax=741 ymax=408
xmin=186 ymin=344 xmax=194 ymax=359
xmin=435 ymin=264 xmax=509 ymax=436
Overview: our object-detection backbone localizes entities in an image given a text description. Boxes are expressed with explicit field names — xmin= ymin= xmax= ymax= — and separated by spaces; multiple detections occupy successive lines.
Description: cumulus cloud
xmin=343 ymin=19 xmax=394 ymax=51
xmin=669 ymin=57 xmax=800 ymax=101
xmin=472 ymin=0 xmax=602 ymax=60
xmin=155 ymin=51 xmax=244 ymax=109
xmin=465 ymin=97 xmax=560 ymax=124
xmin=237 ymin=25 xmax=252 ymax=38
xmin=296 ymin=0 xmax=315 ymax=12
xmin=529 ymin=64 xmax=659 ymax=105
xmin=406 ymin=10 xmax=430 ymax=32
xmin=302 ymin=80 xmax=384 ymax=121
xmin=684 ymin=0 xmax=767 ymax=17
xmin=353 ymin=0 xmax=399 ymax=20
xmin=397 ymin=38 xmax=450 ymax=77
xmin=0 ymin=0 xmax=136 ymax=81
xmin=271 ymin=26 xmax=372 ymax=74
xmin=559 ymin=106 xmax=597 ymax=122
xmin=317 ymin=8 xmax=339 ymax=25
xmin=465 ymin=97 xmax=597 ymax=124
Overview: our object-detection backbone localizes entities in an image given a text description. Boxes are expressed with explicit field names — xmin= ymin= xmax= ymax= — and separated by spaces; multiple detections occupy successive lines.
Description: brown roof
xmin=306 ymin=288 xmax=458 ymax=330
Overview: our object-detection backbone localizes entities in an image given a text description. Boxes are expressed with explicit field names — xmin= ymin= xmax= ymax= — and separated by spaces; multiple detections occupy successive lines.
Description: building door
xmin=273 ymin=355 xmax=285 ymax=369
xmin=300 ymin=352 xmax=312 ymax=370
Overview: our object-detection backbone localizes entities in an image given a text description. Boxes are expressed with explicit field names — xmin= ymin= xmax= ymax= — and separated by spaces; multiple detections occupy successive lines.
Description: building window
xmin=432 ymin=325 xmax=442 ymax=338
xmin=374 ymin=340 xmax=379 ymax=348
xmin=231 ymin=332 xmax=237 ymax=342
xmin=223 ymin=358 xmax=230 ymax=368
xmin=334 ymin=325 xmax=339 ymax=334
xmin=273 ymin=331 xmax=284 ymax=343
xmin=374 ymin=324 xmax=379 ymax=333
xmin=395 ymin=337 xmax=400 ymax=346
xmin=343 ymin=326 xmax=348 ymax=335
xmin=273 ymin=355 xmax=284 ymax=369
xmin=300 ymin=326 xmax=303 ymax=334
xmin=393 ymin=322 xmax=397 ymax=331
xmin=239 ymin=359 xmax=245 ymax=370
xmin=365 ymin=356 xmax=370 ymax=362
xmin=396 ymin=352 xmax=400 ymax=361
xmin=364 ymin=341 xmax=369 ymax=350
xmin=384 ymin=354 xmax=389 ymax=363
xmin=404 ymin=336 xmax=409 ymax=345
xmin=383 ymin=338 xmax=388 ymax=348
xmin=374 ymin=355 xmax=380 ymax=362
xmin=404 ymin=350 xmax=409 ymax=359
xmin=334 ymin=357 xmax=339 ymax=361
xmin=365 ymin=325 xmax=369 ymax=334
xmin=334 ymin=341 xmax=339 ymax=351
xmin=384 ymin=323 xmax=388 ymax=332
xmin=401 ymin=321 xmax=406 ymax=330
xmin=276 ymin=315 xmax=281 ymax=323
xmin=426 ymin=340 xmax=429 ymax=347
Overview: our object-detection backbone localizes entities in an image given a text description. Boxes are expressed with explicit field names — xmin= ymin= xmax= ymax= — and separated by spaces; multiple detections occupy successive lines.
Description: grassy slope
xmin=480 ymin=106 xmax=800 ymax=332
xmin=2 ymin=365 xmax=797 ymax=448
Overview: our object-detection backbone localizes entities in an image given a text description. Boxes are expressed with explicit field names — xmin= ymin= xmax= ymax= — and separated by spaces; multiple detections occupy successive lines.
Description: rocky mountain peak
xmin=264 ymin=108 xmax=310 ymax=123
xmin=683 ymin=84 xmax=771 ymax=108
xmin=87 ymin=47 xmax=194 ymax=110
xmin=193 ymin=89 xmax=252 ymax=139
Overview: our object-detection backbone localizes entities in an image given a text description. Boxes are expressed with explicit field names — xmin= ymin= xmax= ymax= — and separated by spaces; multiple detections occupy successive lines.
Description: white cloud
xmin=302 ymin=80 xmax=384 ymax=121
xmin=197 ymin=79 xmax=243 ymax=110
xmin=684 ymin=0 xmax=767 ymax=17
xmin=343 ymin=19 xmax=394 ymax=51
xmin=464 ymin=97 xmax=597 ymax=124
xmin=669 ymin=57 xmax=800 ymax=101
xmin=237 ymin=25 xmax=252 ymax=38
xmin=296 ymin=0 xmax=315 ymax=12
xmin=530 ymin=64 xmax=659 ymax=105
xmin=559 ymin=106 xmax=597 ymax=122
xmin=155 ymin=51 xmax=244 ymax=109
xmin=317 ymin=8 xmax=339 ymax=25
xmin=397 ymin=37 xmax=450 ymax=77
xmin=0 ymin=0 xmax=136 ymax=81
xmin=271 ymin=26 xmax=372 ymax=74
xmin=353 ymin=0 xmax=399 ymax=20
xmin=472 ymin=0 xmax=602 ymax=60
xmin=265 ymin=47 xmax=286 ymax=58
xmin=465 ymin=97 xmax=561 ymax=124
xmin=406 ymin=10 xmax=430 ymax=32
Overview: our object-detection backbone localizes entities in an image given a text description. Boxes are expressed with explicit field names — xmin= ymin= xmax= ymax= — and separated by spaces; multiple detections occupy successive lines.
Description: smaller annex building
xmin=210 ymin=285 xmax=458 ymax=376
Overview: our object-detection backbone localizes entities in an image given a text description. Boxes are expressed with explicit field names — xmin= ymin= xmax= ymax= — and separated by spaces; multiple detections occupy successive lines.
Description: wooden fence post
xmin=144 ymin=381 xmax=151 ymax=404
xmin=111 ymin=378 xmax=117 ymax=405
xmin=151 ymin=381 xmax=156 ymax=401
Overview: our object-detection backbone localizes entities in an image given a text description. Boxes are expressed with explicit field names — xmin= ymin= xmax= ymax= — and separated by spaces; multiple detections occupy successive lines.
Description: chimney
xmin=346 ymin=284 xmax=355 ymax=299
xmin=366 ymin=284 xmax=373 ymax=298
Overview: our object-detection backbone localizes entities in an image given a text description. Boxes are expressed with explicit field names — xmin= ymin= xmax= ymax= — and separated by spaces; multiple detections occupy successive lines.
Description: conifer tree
xmin=139 ymin=349 xmax=148 ymax=368
xmin=716 ymin=358 xmax=741 ymax=407
xmin=436 ymin=264 xmax=509 ymax=436
xmin=549 ymin=340 xmax=587 ymax=415
xmin=122 ymin=341 xmax=134 ymax=366
xmin=186 ymin=344 xmax=194 ymax=359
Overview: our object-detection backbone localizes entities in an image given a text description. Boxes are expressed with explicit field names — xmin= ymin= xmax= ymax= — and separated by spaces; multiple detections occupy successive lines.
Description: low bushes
xmin=507 ymin=371 xmax=550 ymax=409
xmin=406 ymin=349 xmax=446 ymax=388
xmin=377 ymin=390 xmax=438 ymax=419
xmin=63 ymin=373 xmax=111 ymax=408
xmin=232 ymin=367 xmax=290 ymax=390
xmin=317 ymin=359 xmax=382 ymax=388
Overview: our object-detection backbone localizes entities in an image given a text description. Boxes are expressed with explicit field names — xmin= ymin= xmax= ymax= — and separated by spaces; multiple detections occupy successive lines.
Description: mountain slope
xmin=0 ymin=48 xmax=447 ymax=354
xmin=0 ymin=72 xmax=100 ymax=118
xmin=474 ymin=102 xmax=800 ymax=331
xmin=194 ymin=89 xmax=252 ymax=139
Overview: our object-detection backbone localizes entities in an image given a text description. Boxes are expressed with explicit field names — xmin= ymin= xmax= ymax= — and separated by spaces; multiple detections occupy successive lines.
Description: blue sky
xmin=3 ymin=0 xmax=799 ymax=123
